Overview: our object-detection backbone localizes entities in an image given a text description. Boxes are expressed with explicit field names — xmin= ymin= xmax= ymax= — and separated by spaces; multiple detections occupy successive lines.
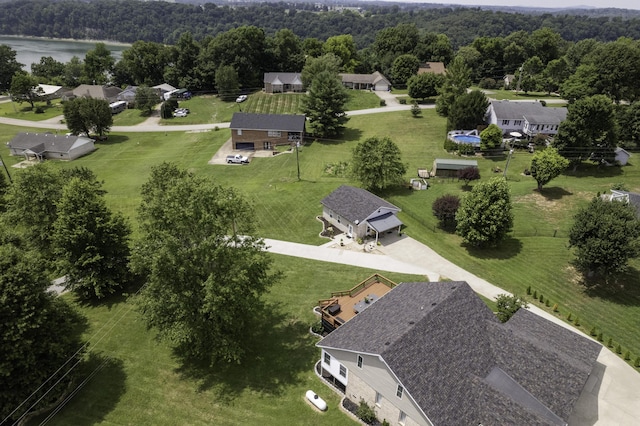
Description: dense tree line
xmin=1 ymin=0 xmax=640 ymax=48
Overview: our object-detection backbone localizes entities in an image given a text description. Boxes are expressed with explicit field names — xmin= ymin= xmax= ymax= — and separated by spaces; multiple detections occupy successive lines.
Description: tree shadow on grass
xmin=463 ymin=237 xmax=523 ymax=260
xmin=304 ymin=128 xmax=363 ymax=146
xmin=97 ymin=134 xmax=129 ymax=145
xmin=582 ymin=266 xmax=640 ymax=307
xmin=563 ymin=162 xmax=624 ymax=179
xmin=173 ymin=301 xmax=317 ymax=403
xmin=72 ymin=279 xmax=144 ymax=311
xmin=536 ymin=186 xmax=573 ymax=200
xmin=26 ymin=354 xmax=126 ymax=426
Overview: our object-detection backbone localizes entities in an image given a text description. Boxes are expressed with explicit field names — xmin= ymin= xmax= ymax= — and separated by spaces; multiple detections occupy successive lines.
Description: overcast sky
xmin=383 ymin=0 xmax=640 ymax=10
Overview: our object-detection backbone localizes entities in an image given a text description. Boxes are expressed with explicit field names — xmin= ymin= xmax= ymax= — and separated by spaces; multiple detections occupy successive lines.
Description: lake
xmin=0 ymin=35 xmax=129 ymax=69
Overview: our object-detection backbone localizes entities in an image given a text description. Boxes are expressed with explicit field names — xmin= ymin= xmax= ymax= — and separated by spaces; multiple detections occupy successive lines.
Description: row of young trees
xmin=0 ymin=162 xmax=279 ymax=420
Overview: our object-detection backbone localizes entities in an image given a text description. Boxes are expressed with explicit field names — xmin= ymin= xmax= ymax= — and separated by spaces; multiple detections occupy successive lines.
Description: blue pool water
xmin=452 ymin=135 xmax=481 ymax=144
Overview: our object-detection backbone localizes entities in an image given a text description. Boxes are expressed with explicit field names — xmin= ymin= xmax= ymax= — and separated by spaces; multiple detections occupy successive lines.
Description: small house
xmin=615 ymin=147 xmax=631 ymax=166
xmin=339 ymin=72 xmax=390 ymax=91
xmin=7 ymin=132 xmax=96 ymax=161
xmin=263 ymin=73 xmax=304 ymax=93
xmin=229 ymin=112 xmax=305 ymax=151
xmin=320 ymin=185 xmax=402 ymax=243
xmin=432 ymin=158 xmax=478 ymax=177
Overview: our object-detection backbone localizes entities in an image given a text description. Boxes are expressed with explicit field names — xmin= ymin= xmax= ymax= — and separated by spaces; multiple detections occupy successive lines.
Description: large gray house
xmin=7 ymin=132 xmax=96 ymax=161
xmin=320 ymin=185 xmax=402 ymax=243
xmin=317 ymin=281 xmax=601 ymax=426
xmin=486 ymin=100 xmax=567 ymax=137
xmin=263 ymin=72 xmax=304 ymax=93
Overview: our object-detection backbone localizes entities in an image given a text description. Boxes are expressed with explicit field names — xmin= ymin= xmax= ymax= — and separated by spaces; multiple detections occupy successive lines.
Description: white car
xmin=236 ymin=95 xmax=247 ymax=103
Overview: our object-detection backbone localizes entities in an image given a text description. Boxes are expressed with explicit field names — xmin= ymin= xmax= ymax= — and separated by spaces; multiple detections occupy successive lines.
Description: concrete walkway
xmin=264 ymin=234 xmax=640 ymax=426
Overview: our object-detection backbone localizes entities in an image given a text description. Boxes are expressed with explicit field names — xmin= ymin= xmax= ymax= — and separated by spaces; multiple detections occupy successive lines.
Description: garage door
xmin=235 ymin=142 xmax=255 ymax=150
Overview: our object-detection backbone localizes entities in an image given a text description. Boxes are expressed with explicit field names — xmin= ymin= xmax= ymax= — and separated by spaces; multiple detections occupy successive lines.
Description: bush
xmin=607 ymin=337 xmax=613 ymax=347
xmin=539 ymin=99 xmax=547 ymax=106
xmin=538 ymin=294 xmax=544 ymax=303
xmin=432 ymin=194 xmax=460 ymax=231
xmin=545 ymin=299 xmax=550 ymax=307
xmin=624 ymin=350 xmax=631 ymax=361
xmin=590 ymin=326 xmax=597 ymax=336
xmin=635 ymin=357 xmax=640 ymax=368
xmin=356 ymin=399 xmax=377 ymax=424
xmin=495 ymin=294 xmax=528 ymax=323
xmin=479 ymin=78 xmax=497 ymax=89
xmin=458 ymin=143 xmax=475 ymax=156
xmin=399 ymin=98 xmax=407 ymax=105
xmin=533 ymin=290 xmax=538 ymax=299
xmin=311 ymin=321 xmax=324 ymax=334
xmin=567 ymin=312 xmax=572 ymax=321
xmin=34 ymin=106 xmax=45 ymax=114
xmin=574 ymin=317 xmax=581 ymax=327
xmin=444 ymin=138 xmax=457 ymax=152
xmin=411 ymin=102 xmax=421 ymax=117
xmin=379 ymin=99 xmax=386 ymax=107
xmin=526 ymin=286 xmax=531 ymax=295
xmin=552 ymin=303 xmax=558 ymax=312
xmin=616 ymin=344 xmax=622 ymax=354
xmin=597 ymin=332 xmax=603 ymax=342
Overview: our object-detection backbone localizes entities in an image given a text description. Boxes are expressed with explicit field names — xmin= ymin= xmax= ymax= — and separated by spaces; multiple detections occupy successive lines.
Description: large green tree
xmin=0 ymin=44 xmax=23 ymax=92
xmin=215 ymin=65 xmax=240 ymax=102
xmin=135 ymin=85 xmax=160 ymax=115
xmin=267 ymin=29 xmax=304 ymax=72
xmin=113 ymin=40 xmax=170 ymax=86
xmin=447 ymin=89 xmax=489 ymax=131
xmin=164 ymin=32 xmax=202 ymax=90
xmin=407 ymin=72 xmax=444 ymax=101
xmin=568 ymin=196 xmax=640 ymax=282
xmin=436 ymin=55 xmax=472 ymax=117
xmin=10 ymin=72 xmax=42 ymax=109
xmin=31 ymin=56 xmax=65 ymax=83
xmin=391 ymin=54 xmax=419 ymax=86
xmin=0 ymin=238 xmax=84 ymax=422
xmin=480 ymin=123 xmax=503 ymax=151
xmin=52 ymin=177 xmax=131 ymax=299
xmin=456 ymin=177 xmax=514 ymax=247
xmin=302 ymin=70 xmax=349 ymax=138
xmin=323 ymin=34 xmax=359 ymax=72
xmin=553 ymin=94 xmax=617 ymax=166
xmin=133 ymin=163 xmax=281 ymax=365
xmin=83 ymin=42 xmax=115 ymax=84
xmin=63 ymin=97 xmax=113 ymax=138
xmin=351 ymin=136 xmax=407 ymax=192
xmin=300 ymin=53 xmax=341 ymax=88
xmin=530 ymin=147 xmax=570 ymax=191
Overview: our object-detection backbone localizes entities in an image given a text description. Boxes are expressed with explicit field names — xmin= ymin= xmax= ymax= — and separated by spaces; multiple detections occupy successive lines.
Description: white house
xmin=340 ymin=72 xmax=390 ymax=91
xmin=615 ymin=147 xmax=632 ymax=166
xmin=320 ymin=185 xmax=402 ymax=243
xmin=486 ymin=100 xmax=567 ymax=137
xmin=317 ymin=281 xmax=602 ymax=426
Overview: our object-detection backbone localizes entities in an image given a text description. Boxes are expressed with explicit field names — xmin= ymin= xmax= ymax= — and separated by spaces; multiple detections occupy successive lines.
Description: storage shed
xmin=432 ymin=158 xmax=478 ymax=177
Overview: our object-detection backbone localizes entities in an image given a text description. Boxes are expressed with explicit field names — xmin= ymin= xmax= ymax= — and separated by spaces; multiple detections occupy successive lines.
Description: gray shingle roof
xmin=318 ymin=281 xmax=601 ymax=426
xmin=229 ymin=113 xmax=306 ymax=132
xmin=264 ymin=72 xmax=303 ymax=85
xmin=8 ymin=132 xmax=92 ymax=154
xmin=320 ymin=185 xmax=400 ymax=223
xmin=490 ymin=100 xmax=567 ymax=124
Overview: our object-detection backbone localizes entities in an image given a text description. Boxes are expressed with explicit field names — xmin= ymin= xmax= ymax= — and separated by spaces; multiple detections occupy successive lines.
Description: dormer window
xmin=357 ymin=354 xmax=363 ymax=368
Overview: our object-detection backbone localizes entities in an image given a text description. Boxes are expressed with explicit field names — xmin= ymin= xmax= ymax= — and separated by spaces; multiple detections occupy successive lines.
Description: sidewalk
xmin=263 ymin=234 xmax=640 ymax=426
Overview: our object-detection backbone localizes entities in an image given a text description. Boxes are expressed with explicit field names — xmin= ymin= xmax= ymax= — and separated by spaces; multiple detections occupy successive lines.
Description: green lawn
xmin=33 ymin=258 xmax=425 ymax=426
xmin=0 ymin=99 xmax=65 ymax=121
xmin=3 ymin=101 xmax=640 ymax=423
xmin=112 ymin=108 xmax=148 ymax=126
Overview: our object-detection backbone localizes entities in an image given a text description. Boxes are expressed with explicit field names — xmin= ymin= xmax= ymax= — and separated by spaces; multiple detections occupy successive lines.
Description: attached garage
xmin=235 ymin=142 xmax=255 ymax=151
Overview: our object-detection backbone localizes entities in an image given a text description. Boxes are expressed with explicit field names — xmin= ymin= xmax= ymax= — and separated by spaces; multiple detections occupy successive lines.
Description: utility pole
xmin=503 ymin=149 xmax=514 ymax=179
xmin=0 ymin=151 xmax=12 ymax=183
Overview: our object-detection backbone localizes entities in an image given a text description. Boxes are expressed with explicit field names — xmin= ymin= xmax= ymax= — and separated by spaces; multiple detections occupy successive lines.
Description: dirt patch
xmin=317 ymin=216 xmax=336 ymax=239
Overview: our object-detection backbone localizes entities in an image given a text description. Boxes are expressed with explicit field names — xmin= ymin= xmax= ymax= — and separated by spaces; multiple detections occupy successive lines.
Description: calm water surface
xmin=0 ymin=35 xmax=128 ymax=69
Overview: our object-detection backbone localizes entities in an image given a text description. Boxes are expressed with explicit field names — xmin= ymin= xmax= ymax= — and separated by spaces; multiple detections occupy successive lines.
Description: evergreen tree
xmin=302 ymin=70 xmax=349 ymax=138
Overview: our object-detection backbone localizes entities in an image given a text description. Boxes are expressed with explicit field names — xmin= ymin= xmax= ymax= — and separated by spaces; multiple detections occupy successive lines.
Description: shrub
xmin=590 ymin=326 xmax=597 ymax=336
xmin=552 ymin=303 xmax=558 ymax=312
xmin=545 ymin=299 xmax=550 ymax=307
xmin=624 ymin=350 xmax=631 ymax=361
xmin=382 ymin=421 xmax=390 ymax=426
xmin=34 ymin=106 xmax=45 ymax=114
xmin=411 ymin=102 xmax=421 ymax=117
xmin=607 ymin=337 xmax=613 ymax=347
xmin=479 ymin=78 xmax=497 ymax=89
xmin=538 ymin=294 xmax=544 ymax=303
xmin=379 ymin=99 xmax=386 ymax=107
xmin=597 ymin=332 xmax=603 ymax=342
xmin=356 ymin=399 xmax=377 ymax=424
xmin=399 ymin=98 xmax=407 ymax=105
xmin=458 ymin=143 xmax=475 ymax=156
xmin=539 ymin=99 xmax=547 ymax=106
xmin=432 ymin=194 xmax=460 ymax=231
xmin=444 ymin=138 xmax=457 ymax=152
xmin=311 ymin=321 xmax=324 ymax=334
xmin=635 ymin=357 xmax=640 ymax=368
xmin=526 ymin=286 xmax=531 ymax=295
xmin=616 ymin=344 xmax=622 ymax=354
xmin=574 ymin=317 xmax=581 ymax=327
xmin=495 ymin=294 xmax=528 ymax=323
xmin=567 ymin=312 xmax=572 ymax=321
xmin=533 ymin=290 xmax=538 ymax=299
xmin=457 ymin=166 xmax=481 ymax=186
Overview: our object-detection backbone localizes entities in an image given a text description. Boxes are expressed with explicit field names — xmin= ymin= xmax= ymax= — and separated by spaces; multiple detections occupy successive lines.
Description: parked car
xmin=226 ymin=154 xmax=250 ymax=164
xmin=173 ymin=108 xmax=189 ymax=117
xmin=236 ymin=95 xmax=247 ymax=103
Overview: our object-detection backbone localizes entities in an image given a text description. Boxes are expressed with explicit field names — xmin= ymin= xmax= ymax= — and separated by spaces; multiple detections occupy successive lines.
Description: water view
xmin=0 ymin=35 xmax=128 ymax=69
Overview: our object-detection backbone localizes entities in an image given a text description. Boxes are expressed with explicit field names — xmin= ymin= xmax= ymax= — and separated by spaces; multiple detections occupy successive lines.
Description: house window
xmin=337 ymin=215 xmax=342 ymax=224
xmin=339 ymin=365 xmax=347 ymax=377
xmin=502 ymin=119 xmax=509 ymax=125
xmin=324 ymin=352 xmax=331 ymax=365
xmin=237 ymin=129 xmax=242 ymax=135
xmin=515 ymin=120 xmax=523 ymax=126
xmin=357 ymin=355 xmax=363 ymax=368
xmin=396 ymin=384 xmax=403 ymax=399
xmin=375 ymin=392 xmax=382 ymax=407
xmin=399 ymin=411 xmax=406 ymax=425
xmin=268 ymin=130 xmax=281 ymax=137
xmin=263 ymin=141 xmax=272 ymax=150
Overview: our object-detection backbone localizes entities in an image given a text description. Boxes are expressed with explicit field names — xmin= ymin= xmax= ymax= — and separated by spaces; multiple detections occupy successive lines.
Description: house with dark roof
xmin=69 ymin=85 xmax=122 ymax=103
xmin=263 ymin=73 xmax=304 ymax=93
xmin=321 ymin=185 xmax=403 ymax=242
xmin=229 ymin=112 xmax=305 ymax=151
xmin=317 ymin=281 xmax=601 ymax=426
xmin=417 ymin=62 xmax=446 ymax=76
xmin=486 ymin=100 xmax=567 ymax=137
xmin=7 ymin=132 xmax=96 ymax=161
xmin=340 ymin=72 xmax=390 ymax=91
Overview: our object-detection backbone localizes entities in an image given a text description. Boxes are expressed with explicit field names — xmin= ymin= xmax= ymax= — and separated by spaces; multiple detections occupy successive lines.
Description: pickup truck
xmin=226 ymin=154 xmax=250 ymax=164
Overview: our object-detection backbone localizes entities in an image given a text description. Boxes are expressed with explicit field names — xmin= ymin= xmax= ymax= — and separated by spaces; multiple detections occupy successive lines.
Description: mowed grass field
xmin=2 ymin=93 xmax=639 ymax=423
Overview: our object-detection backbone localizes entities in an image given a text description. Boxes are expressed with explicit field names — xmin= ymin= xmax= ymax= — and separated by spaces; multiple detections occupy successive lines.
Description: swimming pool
xmin=452 ymin=134 xmax=481 ymax=144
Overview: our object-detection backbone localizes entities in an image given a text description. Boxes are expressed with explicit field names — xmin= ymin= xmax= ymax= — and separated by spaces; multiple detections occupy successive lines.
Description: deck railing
xmin=320 ymin=273 xmax=397 ymax=304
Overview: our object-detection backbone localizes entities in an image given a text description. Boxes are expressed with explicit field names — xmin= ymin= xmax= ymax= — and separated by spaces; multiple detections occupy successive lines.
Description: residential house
xmin=117 ymin=85 xmax=138 ymax=104
xmin=417 ymin=62 xmax=446 ymax=76
xmin=340 ymin=72 xmax=390 ymax=91
xmin=7 ymin=132 xmax=96 ymax=161
xmin=37 ymin=84 xmax=65 ymax=100
xmin=503 ymin=74 xmax=516 ymax=89
xmin=229 ymin=112 xmax=305 ymax=151
xmin=317 ymin=281 xmax=601 ymax=426
xmin=69 ymin=85 xmax=122 ymax=103
xmin=606 ymin=189 xmax=640 ymax=216
xmin=320 ymin=185 xmax=402 ymax=243
xmin=486 ymin=100 xmax=567 ymax=137
xmin=152 ymin=83 xmax=177 ymax=97
xmin=615 ymin=147 xmax=632 ymax=166
xmin=263 ymin=73 xmax=304 ymax=93
xmin=431 ymin=158 xmax=478 ymax=177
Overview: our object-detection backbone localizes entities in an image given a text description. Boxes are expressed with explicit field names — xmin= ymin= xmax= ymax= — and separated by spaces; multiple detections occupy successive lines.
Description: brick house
xmin=229 ymin=112 xmax=306 ymax=151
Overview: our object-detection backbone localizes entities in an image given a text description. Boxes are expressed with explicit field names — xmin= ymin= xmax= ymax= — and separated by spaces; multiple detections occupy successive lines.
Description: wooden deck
xmin=319 ymin=274 xmax=396 ymax=331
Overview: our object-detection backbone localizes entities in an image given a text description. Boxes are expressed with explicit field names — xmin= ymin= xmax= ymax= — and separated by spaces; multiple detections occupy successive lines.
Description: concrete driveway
xmin=265 ymin=234 xmax=640 ymax=425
